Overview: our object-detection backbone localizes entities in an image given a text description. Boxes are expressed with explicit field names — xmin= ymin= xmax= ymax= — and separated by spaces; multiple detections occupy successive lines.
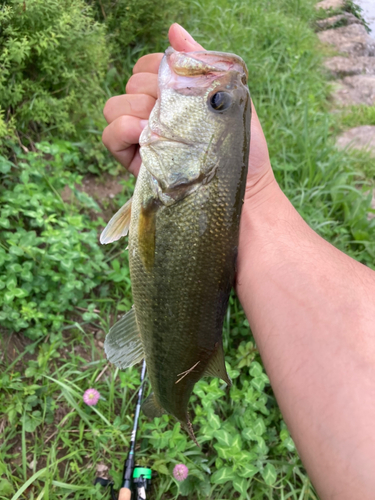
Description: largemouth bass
xmin=101 ymin=47 xmax=251 ymax=441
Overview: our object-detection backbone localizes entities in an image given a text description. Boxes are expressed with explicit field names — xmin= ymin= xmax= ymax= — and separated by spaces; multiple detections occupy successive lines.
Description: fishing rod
xmin=96 ymin=359 xmax=152 ymax=500
xmin=119 ymin=359 xmax=151 ymax=500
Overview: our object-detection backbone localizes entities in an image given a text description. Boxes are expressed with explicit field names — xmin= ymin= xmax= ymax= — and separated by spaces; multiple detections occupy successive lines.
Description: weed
xmin=339 ymin=105 xmax=375 ymax=129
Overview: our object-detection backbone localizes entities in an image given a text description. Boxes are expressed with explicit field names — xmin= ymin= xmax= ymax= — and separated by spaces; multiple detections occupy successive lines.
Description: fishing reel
xmin=95 ymin=466 xmax=152 ymax=500
xmin=132 ymin=466 xmax=152 ymax=500
xmin=117 ymin=465 xmax=152 ymax=500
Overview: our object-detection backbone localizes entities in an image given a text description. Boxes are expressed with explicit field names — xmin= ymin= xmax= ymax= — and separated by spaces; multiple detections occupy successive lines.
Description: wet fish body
xmin=101 ymin=47 xmax=251 ymax=438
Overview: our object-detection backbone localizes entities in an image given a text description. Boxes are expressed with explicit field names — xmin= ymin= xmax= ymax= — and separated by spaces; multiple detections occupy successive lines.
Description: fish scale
xmin=131 ymin=177 xmax=230 ymax=420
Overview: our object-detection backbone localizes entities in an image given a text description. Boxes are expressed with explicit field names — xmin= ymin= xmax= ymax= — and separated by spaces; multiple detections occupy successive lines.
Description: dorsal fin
xmin=204 ymin=342 xmax=231 ymax=386
xmin=100 ymin=197 xmax=132 ymax=244
xmin=104 ymin=306 xmax=144 ymax=369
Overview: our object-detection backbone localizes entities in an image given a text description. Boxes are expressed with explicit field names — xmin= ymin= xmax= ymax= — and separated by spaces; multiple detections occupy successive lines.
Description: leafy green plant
xmin=0 ymin=0 xmax=108 ymax=148
xmin=0 ymin=141 xmax=111 ymax=339
xmin=87 ymin=0 xmax=183 ymax=68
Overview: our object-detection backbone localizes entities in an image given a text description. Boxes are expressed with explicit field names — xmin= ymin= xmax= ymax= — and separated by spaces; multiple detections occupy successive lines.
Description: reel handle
xmin=118 ymin=487 xmax=132 ymax=500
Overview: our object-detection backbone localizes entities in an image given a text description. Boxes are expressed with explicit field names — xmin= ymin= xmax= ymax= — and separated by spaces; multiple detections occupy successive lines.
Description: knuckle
xmin=116 ymin=114 xmax=129 ymax=132
xmin=125 ymin=75 xmax=138 ymax=94
xmin=132 ymin=57 xmax=143 ymax=74
xmin=101 ymin=127 xmax=111 ymax=149
xmin=146 ymin=95 xmax=156 ymax=111
xmin=102 ymin=116 xmax=132 ymax=152
xmin=103 ymin=103 xmax=110 ymax=122
xmin=103 ymin=97 xmax=115 ymax=122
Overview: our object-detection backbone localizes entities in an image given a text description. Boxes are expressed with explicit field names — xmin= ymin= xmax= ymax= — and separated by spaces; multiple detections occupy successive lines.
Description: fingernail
xmin=175 ymin=23 xmax=196 ymax=44
xmin=140 ymin=119 xmax=148 ymax=130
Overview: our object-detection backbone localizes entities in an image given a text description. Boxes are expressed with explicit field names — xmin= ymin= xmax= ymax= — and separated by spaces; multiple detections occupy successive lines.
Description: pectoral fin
xmin=138 ymin=197 xmax=159 ymax=272
xmin=100 ymin=197 xmax=132 ymax=244
xmin=204 ymin=343 xmax=232 ymax=386
xmin=104 ymin=306 xmax=144 ymax=369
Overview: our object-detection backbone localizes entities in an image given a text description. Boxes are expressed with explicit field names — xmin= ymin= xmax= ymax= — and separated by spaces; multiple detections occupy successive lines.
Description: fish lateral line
xmin=175 ymin=360 xmax=201 ymax=384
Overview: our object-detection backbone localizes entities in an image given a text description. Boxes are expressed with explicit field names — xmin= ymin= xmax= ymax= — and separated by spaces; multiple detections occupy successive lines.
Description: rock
xmin=336 ymin=125 xmax=375 ymax=156
xmin=332 ymin=75 xmax=375 ymax=106
xmin=96 ymin=463 xmax=109 ymax=479
xmin=316 ymin=13 xmax=362 ymax=30
xmin=315 ymin=0 xmax=345 ymax=10
xmin=318 ymin=24 xmax=375 ymax=57
xmin=28 ymin=459 xmax=37 ymax=470
xmin=324 ymin=56 xmax=375 ymax=77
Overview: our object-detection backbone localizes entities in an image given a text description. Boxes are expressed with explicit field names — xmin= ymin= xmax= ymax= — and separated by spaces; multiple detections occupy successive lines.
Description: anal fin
xmin=100 ymin=197 xmax=132 ymax=244
xmin=104 ymin=306 xmax=144 ymax=369
xmin=141 ymin=393 xmax=165 ymax=418
xmin=204 ymin=342 xmax=232 ymax=387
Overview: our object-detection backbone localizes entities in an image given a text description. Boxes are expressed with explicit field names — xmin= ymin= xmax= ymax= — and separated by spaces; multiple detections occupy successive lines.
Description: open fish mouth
xmin=164 ymin=47 xmax=248 ymax=84
xmin=140 ymin=128 xmax=194 ymax=147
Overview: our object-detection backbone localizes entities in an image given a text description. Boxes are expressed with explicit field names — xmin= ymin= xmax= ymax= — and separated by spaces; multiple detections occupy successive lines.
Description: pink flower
xmin=173 ymin=463 xmax=188 ymax=482
xmin=83 ymin=388 xmax=100 ymax=406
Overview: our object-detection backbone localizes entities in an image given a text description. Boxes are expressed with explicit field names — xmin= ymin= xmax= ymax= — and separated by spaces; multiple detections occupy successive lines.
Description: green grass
xmin=339 ymin=104 xmax=375 ymax=133
xmin=333 ymin=105 xmax=375 ymax=181
xmin=1 ymin=0 xmax=375 ymax=499
xmin=1 ymin=302 xmax=316 ymax=500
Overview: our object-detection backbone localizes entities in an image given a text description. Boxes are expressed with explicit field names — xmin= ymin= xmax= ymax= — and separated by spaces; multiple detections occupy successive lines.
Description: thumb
xmin=168 ymin=23 xmax=204 ymax=52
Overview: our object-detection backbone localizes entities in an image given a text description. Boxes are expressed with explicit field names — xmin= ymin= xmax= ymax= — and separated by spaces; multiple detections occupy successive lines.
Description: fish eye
xmin=209 ymin=92 xmax=232 ymax=112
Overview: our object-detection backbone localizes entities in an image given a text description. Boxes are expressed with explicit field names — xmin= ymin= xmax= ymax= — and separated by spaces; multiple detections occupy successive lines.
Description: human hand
xmin=102 ymin=23 xmax=275 ymax=203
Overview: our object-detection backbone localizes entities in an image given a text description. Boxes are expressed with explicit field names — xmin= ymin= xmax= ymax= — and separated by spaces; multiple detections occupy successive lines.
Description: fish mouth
xmin=156 ymin=47 xmax=248 ymax=99
xmin=165 ymin=47 xmax=248 ymax=83
xmin=140 ymin=128 xmax=194 ymax=147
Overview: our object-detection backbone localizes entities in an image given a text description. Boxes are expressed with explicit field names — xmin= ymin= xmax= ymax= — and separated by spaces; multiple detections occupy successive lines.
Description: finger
xmin=102 ymin=115 xmax=146 ymax=167
xmin=128 ymin=148 xmax=142 ymax=177
xmin=110 ymin=143 xmax=139 ymax=174
xmin=248 ymin=101 xmax=271 ymax=181
xmin=133 ymin=26 xmax=204 ymax=77
xmin=126 ymin=73 xmax=158 ymax=98
xmin=105 ymin=144 xmax=141 ymax=178
xmin=103 ymin=94 xmax=156 ymax=124
xmin=133 ymin=53 xmax=163 ymax=74
xmin=168 ymin=23 xmax=204 ymax=52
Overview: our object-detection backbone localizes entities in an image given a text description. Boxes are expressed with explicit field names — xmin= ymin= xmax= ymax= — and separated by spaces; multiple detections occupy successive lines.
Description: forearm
xmin=237 ymin=174 xmax=375 ymax=499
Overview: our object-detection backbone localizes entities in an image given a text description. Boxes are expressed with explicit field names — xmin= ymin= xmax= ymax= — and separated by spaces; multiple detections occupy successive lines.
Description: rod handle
xmin=118 ymin=487 xmax=132 ymax=500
